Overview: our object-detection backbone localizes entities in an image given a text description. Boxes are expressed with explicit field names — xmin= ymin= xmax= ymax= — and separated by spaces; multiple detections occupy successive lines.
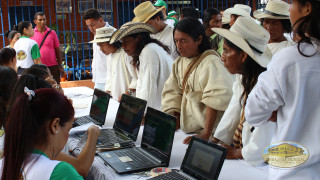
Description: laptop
xmin=149 ymin=136 xmax=227 ymax=180
xmin=73 ymin=88 xmax=111 ymax=127
xmin=96 ymin=94 xmax=147 ymax=148
xmin=98 ymin=107 xmax=177 ymax=174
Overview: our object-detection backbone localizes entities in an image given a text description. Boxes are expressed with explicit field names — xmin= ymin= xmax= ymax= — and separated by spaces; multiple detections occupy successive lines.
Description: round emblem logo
xmin=262 ymin=141 xmax=309 ymax=168
xmin=17 ymin=50 xmax=27 ymax=60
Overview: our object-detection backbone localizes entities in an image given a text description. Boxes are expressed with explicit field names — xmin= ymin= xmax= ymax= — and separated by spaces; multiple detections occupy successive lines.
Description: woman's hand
xmin=87 ymin=125 xmax=100 ymax=140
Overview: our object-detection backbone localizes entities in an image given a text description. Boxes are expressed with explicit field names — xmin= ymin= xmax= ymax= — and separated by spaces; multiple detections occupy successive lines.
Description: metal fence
xmin=0 ymin=0 xmax=264 ymax=81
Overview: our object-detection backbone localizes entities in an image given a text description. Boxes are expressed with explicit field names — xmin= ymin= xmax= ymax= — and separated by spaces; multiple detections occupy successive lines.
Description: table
xmin=63 ymin=87 xmax=268 ymax=180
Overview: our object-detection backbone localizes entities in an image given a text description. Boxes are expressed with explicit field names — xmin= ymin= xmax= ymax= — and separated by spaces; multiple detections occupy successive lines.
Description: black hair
xmin=174 ymin=17 xmax=212 ymax=55
xmin=4 ymin=30 xmax=19 ymax=40
xmin=30 ymin=64 xmax=49 ymax=71
xmin=224 ymin=39 xmax=266 ymax=106
xmin=7 ymin=74 xmax=52 ymax=112
xmin=17 ymin=21 xmax=32 ymax=35
xmin=292 ymin=0 xmax=320 ymax=57
xmin=112 ymin=41 xmax=122 ymax=49
xmin=0 ymin=47 xmax=16 ymax=66
xmin=34 ymin=12 xmax=45 ymax=20
xmin=127 ymin=32 xmax=170 ymax=70
xmin=181 ymin=7 xmax=200 ymax=18
xmin=150 ymin=11 xmax=164 ymax=21
xmin=22 ymin=67 xmax=50 ymax=80
xmin=260 ymin=18 xmax=292 ymax=33
xmin=82 ymin=8 xmax=102 ymax=20
xmin=203 ymin=8 xmax=221 ymax=29
xmin=0 ymin=66 xmax=18 ymax=127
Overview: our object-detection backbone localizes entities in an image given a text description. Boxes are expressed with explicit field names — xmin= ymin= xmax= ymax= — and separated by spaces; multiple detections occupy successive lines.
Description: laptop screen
xmin=113 ymin=94 xmax=147 ymax=141
xmin=181 ymin=137 xmax=227 ymax=180
xmin=89 ymin=89 xmax=111 ymax=124
xmin=141 ymin=107 xmax=176 ymax=164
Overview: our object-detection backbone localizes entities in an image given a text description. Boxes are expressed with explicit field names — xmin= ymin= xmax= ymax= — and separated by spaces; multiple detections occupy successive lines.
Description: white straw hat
xmin=90 ymin=27 xmax=116 ymax=43
xmin=222 ymin=16 xmax=230 ymax=25
xmin=109 ymin=22 xmax=157 ymax=44
xmin=223 ymin=4 xmax=251 ymax=18
xmin=132 ymin=1 xmax=164 ymax=23
xmin=212 ymin=16 xmax=272 ymax=68
xmin=254 ymin=0 xmax=290 ymax=20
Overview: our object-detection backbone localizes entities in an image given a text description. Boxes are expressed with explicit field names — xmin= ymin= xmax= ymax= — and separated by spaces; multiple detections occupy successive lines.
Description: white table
xmin=63 ymin=87 xmax=268 ymax=180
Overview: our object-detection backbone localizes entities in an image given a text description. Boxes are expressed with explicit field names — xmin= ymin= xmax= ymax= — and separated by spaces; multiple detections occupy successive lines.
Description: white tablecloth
xmin=63 ymin=87 xmax=268 ymax=180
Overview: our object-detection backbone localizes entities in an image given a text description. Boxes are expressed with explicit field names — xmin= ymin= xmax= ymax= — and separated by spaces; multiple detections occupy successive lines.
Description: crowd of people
xmin=0 ymin=0 xmax=319 ymax=179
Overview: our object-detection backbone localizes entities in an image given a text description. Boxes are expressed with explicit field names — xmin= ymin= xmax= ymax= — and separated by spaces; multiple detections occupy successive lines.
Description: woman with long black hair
xmin=245 ymin=0 xmax=320 ymax=178
xmin=212 ymin=16 xmax=275 ymax=165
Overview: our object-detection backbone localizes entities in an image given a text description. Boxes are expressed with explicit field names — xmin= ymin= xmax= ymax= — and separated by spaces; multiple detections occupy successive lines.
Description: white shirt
xmin=245 ymin=43 xmax=320 ymax=179
xmin=151 ymin=25 xmax=179 ymax=60
xmin=14 ymin=37 xmax=38 ymax=68
xmin=267 ymin=40 xmax=295 ymax=55
xmin=91 ymin=22 xmax=115 ymax=83
xmin=105 ymin=48 xmax=137 ymax=100
xmin=214 ymin=74 xmax=275 ymax=166
xmin=136 ymin=43 xmax=173 ymax=110
xmin=164 ymin=18 xmax=175 ymax=27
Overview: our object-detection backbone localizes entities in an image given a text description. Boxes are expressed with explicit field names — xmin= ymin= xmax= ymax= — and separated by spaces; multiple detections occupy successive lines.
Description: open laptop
xmin=73 ymin=88 xmax=111 ymax=127
xmin=150 ymin=136 xmax=227 ymax=180
xmin=98 ymin=107 xmax=177 ymax=174
xmin=96 ymin=94 xmax=147 ymax=148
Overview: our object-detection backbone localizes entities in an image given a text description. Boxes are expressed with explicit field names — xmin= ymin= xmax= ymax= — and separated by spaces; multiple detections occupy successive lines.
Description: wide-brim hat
xmin=132 ymin=1 xmax=164 ymax=23
xmin=90 ymin=27 xmax=116 ymax=43
xmin=109 ymin=22 xmax=157 ymax=44
xmin=212 ymin=16 xmax=272 ymax=68
xmin=254 ymin=0 xmax=290 ymax=20
xmin=222 ymin=16 xmax=230 ymax=25
xmin=223 ymin=4 xmax=252 ymax=18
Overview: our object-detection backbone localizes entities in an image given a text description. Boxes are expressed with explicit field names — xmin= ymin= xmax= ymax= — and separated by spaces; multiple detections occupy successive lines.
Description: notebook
xmin=98 ymin=107 xmax=177 ymax=174
xmin=96 ymin=94 xmax=147 ymax=148
xmin=73 ymin=88 xmax=111 ymax=127
xmin=149 ymin=136 xmax=227 ymax=180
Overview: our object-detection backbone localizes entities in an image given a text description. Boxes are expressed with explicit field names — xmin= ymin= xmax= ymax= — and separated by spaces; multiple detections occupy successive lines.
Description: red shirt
xmin=32 ymin=26 xmax=60 ymax=66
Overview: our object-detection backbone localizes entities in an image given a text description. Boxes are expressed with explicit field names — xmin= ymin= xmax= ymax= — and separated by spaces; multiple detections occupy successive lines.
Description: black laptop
xmin=98 ymin=107 xmax=177 ymax=174
xmin=96 ymin=94 xmax=147 ymax=148
xmin=73 ymin=88 xmax=111 ymax=127
xmin=149 ymin=136 xmax=227 ymax=180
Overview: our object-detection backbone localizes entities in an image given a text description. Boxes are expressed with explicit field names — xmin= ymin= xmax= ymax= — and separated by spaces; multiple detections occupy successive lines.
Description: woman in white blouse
xmin=245 ymin=0 xmax=320 ymax=179
xmin=110 ymin=22 xmax=173 ymax=110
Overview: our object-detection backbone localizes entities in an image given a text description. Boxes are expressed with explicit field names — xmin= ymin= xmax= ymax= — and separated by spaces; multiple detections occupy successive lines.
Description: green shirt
xmin=20 ymin=36 xmax=41 ymax=60
xmin=210 ymin=34 xmax=224 ymax=56
xmin=33 ymin=149 xmax=84 ymax=180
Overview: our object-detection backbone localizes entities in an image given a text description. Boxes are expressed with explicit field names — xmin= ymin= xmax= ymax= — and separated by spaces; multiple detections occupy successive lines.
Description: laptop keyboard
xmin=76 ymin=116 xmax=100 ymax=125
xmin=150 ymin=171 xmax=192 ymax=180
xmin=114 ymin=149 xmax=158 ymax=168
xmin=98 ymin=130 xmax=131 ymax=145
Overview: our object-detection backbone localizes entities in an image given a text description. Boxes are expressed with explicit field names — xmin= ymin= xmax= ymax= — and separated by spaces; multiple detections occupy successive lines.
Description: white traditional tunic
xmin=164 ymin=18 xmax=175 ymax=27
xmin=162 ymin=50 xmax=233 ymax=134
xmin=91 ymin=22 xmax=115 ymax=84
xmin=267 ymin=39 xmax=295 ymax=55
xmin=105 ymin=48 xmax=137 ymax=100
xmin=245 ymin=43 xmax=320 ymax=179
xmin=135 ymin=43 xmax=173 ymax=110
xmin=151 ymin=25 xmax=178 ymax=60
xmin=213 ymin=75 xmax=275 ymax=166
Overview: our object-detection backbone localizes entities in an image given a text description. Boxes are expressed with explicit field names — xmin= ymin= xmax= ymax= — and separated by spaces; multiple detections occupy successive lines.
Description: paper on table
xmin=73 ymin=103 xmax=88 ymax=109
xmin=69 ymin=123 xmax=98 ymax=135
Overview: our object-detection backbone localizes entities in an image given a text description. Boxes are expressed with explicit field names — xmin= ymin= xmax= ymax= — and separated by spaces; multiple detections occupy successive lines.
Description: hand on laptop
xmin=87 ymin=125 xmax=101 ymax=139
xmin=220 ymin=144 xmax=243 ymax=159
xmin=183 ymin=132 xmax=211 ymax=144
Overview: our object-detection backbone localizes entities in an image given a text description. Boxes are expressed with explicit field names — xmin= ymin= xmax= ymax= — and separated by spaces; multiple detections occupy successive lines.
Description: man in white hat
xmin=133 ymin=1 xmax=178 ymax=60
xmin=254 ymin=0 xmax=295 ymax=55
xmin=83 ymin=9 xmax=115 ymax=91
xmin=211 ymin=16 xmax=275 ymax=166
xmin=90 ymin=27 xmax=137 ymax=101
xmin=110 ymin=22 xmax=173 ymax=110
xmin=223 ymin=4 xmax=251 ymax=26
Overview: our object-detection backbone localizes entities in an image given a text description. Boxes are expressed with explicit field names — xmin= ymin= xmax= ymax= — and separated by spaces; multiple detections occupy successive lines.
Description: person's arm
xmin=221 ymin=144 xmax=243 ymax=159
xmin=55 ymin=125 xmax=100 ymax=177
xmin=183 ymin=106 xmax=217 ymax=144
xmin=31 ymin=43 xmax=41 ymax=64
xmin=53 ymin=30 xmax=64 ymax=74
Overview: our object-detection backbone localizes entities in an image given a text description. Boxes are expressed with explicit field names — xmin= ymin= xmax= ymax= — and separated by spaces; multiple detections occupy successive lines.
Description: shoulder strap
xmin=182 ymin=50 xmax=219 ymax=94
xmin=39 ymin=29 xmax=52 ymax=50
